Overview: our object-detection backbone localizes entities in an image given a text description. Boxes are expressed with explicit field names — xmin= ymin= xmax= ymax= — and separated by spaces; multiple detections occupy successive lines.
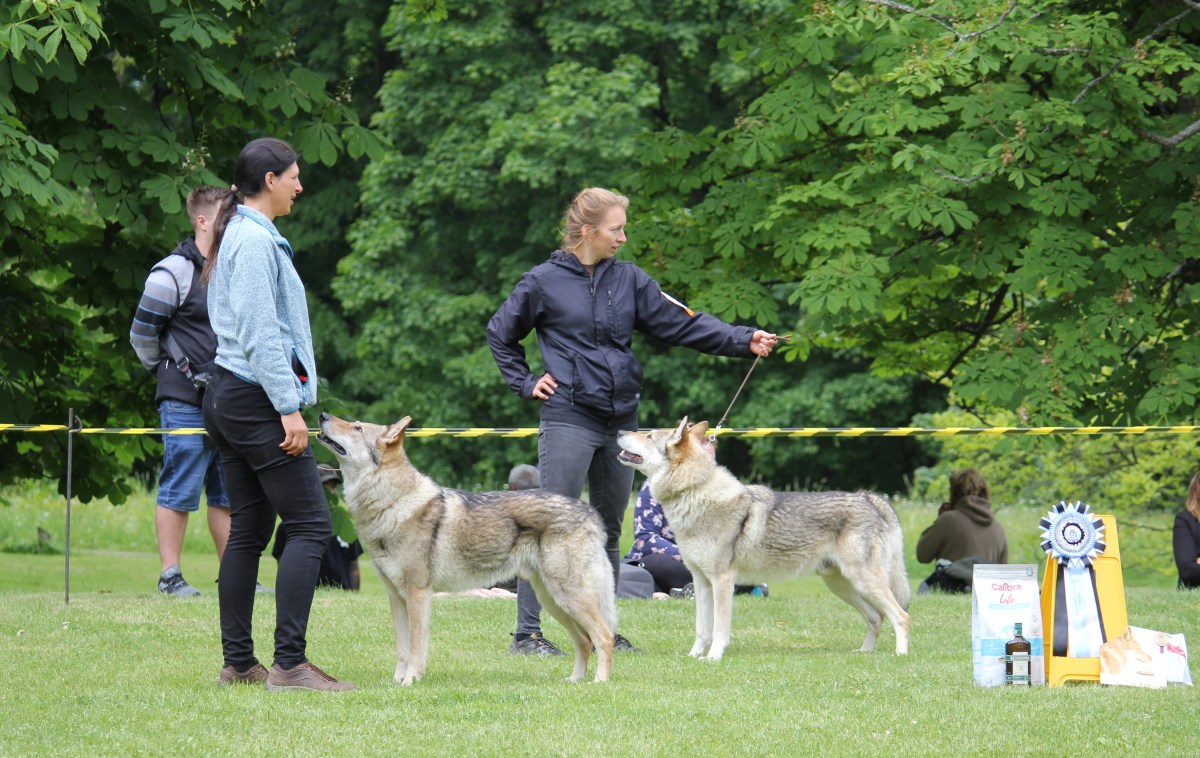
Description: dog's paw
xmin=700 ymin=653 xmax=724 ymax=662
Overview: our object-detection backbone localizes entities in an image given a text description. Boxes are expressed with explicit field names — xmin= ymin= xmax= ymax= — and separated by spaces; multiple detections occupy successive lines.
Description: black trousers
xmin=203 ymin=368 xmax=331 ymax=668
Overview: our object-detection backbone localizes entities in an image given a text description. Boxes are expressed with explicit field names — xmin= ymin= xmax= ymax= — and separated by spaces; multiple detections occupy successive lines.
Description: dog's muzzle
xmin=315 ymin=431 xmax=346 ymax=456
xmin=617 ymin=450 xmax=643 ymax=465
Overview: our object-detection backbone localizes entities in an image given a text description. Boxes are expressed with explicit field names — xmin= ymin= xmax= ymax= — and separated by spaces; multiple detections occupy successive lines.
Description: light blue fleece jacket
xmin=208 ymin=206 xmax=318 ymax=414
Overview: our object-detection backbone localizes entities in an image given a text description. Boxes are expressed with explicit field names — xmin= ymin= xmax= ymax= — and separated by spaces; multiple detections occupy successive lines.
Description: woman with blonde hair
xmin=1173 ymin=471 xmax=1200 ymax=589
xmin=487 ymin=187 xmax=777 ymax=655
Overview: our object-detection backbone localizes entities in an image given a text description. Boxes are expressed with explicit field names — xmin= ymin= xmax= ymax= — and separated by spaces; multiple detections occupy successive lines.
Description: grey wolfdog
xmin=316 ymin=413 xmax=617 ymax=684
xmin=617 ymin=418 xmax=911 ymax=660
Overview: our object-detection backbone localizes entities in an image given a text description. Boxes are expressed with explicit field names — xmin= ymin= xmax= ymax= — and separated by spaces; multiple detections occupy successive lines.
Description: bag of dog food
xmin=972 ymin=564 xmax=1045 ymax=686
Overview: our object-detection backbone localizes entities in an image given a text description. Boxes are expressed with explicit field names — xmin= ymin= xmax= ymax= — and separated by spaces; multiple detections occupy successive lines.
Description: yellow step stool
xmin=1040 ymin=513 xmax=1128 ymax=687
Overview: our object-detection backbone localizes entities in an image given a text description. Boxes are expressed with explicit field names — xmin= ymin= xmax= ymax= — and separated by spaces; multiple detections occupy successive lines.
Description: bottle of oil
xmin=1005 ymin=622 xmax=1032 ymax=686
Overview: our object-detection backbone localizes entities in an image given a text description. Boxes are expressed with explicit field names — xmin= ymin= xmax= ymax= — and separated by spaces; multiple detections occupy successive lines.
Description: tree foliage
xmin=632 ymin=0 xmax=1200 ymax=427
xmin=0 ymin=0 xmax=381 ymax=502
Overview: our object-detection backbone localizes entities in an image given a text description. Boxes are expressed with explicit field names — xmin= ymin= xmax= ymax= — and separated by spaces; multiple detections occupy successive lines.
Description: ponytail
xmin=201 ymin=187 xmax=240 ymax=286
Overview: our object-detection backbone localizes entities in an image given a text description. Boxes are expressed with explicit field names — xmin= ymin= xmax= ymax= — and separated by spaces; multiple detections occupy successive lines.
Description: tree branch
xmin=1140 ymin=118 xmax=1200 ymax=148
xmin=1073 ymin=4 xmax=1195 ymax=105
xmin=860 ymin=0 xmax=958 ymax=37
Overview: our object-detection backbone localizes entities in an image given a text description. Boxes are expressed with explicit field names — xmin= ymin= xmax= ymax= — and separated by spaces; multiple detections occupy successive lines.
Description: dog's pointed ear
xmin=689 ymin=420 xmax=710 ymax=442
xmin=382 ymin=416 xmax=412 ymax=447
xmin=669 ymin=416 xmax=689 ymax=445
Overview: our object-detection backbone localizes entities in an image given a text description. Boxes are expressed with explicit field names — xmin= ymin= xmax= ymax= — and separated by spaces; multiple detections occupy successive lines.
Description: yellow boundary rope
xmin=3 ymin=424 xmax=1200 ymax=437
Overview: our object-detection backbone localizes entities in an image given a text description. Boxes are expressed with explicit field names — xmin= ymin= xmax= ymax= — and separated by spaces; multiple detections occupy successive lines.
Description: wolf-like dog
xmin=617 ymin=418 xmax=910 ymax=660
xmin=317 ymin=413 xmax=617 ymax=684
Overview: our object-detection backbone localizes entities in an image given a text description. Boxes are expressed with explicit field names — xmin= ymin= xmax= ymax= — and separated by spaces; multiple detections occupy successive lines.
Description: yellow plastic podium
xmin=1040 ymin=513 xmax=1128 ymax=687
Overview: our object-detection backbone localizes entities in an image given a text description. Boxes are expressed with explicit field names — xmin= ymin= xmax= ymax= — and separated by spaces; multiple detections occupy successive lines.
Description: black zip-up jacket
xmin=130 ymin=238 xmax=218 ymax=406
xmin=1174 ymin=510 xmax=1200 ymax=589
xmin=487 ymin=250 xmax=756 ymax=431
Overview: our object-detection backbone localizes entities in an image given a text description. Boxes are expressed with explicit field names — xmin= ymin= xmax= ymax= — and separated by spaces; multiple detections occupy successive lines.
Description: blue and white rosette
xmin=1040 ymin=501 xmax=1107 ymax=658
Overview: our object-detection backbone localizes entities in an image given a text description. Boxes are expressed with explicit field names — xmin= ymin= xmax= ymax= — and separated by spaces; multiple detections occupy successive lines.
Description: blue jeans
xmin=516 ymin=420 xmax=634 ymax=635
xmin=203 ymin=368 xmax=332 ymax=668
xmin=157 ymin=400 xmax=229 ymax=511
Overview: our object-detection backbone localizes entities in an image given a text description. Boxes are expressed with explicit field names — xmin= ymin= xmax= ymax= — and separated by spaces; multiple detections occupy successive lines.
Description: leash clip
xmin=705 ymin=425 xmax=721 ymax=450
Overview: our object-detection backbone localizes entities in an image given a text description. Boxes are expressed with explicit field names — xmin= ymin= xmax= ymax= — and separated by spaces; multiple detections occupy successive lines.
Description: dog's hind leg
xmin=402 ymin=585 xmax=434 ymax=684
xmin=837 ymin=564 xmax=910 ymax=655
xmin=704 ymin=571 xmax=737 ymax=661
xmin=530 ymin=575 xmax=592 ymax=683
xmin=383 ymin=580 xmax=411 ymax=683
xmin=820 ymin=569 xmax=883 ymax=652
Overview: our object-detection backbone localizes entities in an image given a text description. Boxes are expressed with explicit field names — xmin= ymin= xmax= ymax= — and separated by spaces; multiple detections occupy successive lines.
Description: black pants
xmin=639 ymin=552 xmax=758 ymax=595
xmin=639 ymin=552 xmax=693 ymax=594
xmin=203 ymin=368 xmax=331 ymax=668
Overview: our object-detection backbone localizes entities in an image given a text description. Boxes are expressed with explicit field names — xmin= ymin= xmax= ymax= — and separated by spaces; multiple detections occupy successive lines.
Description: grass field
xmin=2 ymin=481 xmax=1198 ymax=755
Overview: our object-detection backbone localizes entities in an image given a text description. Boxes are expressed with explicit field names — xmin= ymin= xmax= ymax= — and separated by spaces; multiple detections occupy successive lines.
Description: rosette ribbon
xmin=1040 ymin=501 xmax=1107 ymax=658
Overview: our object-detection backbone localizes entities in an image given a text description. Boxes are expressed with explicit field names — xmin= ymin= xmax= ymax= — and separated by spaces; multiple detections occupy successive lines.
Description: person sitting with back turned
xmin=1173 ymin=469 xmax=1200 ymax=590
xmin=916 ymin=468 xmax=1008 ymax=594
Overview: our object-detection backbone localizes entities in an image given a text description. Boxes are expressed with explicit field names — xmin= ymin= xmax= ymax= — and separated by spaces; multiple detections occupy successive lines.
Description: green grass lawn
xmin=2 ymin=481 xmax=1198 ymax=755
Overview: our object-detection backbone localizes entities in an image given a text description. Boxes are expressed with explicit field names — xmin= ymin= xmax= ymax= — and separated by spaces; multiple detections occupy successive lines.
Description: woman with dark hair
xmin=202 ymin=137 xmax=354 ymax=691
xmin=1173 ymin=471 xmax=1200 ymax=589
xmin=915 ymin=468 xmax=1008 ymax=594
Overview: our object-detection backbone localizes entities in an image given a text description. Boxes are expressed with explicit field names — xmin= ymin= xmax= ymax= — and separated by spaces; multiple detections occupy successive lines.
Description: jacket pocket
xmin=291 ymin=347 xmax=309 ymax=385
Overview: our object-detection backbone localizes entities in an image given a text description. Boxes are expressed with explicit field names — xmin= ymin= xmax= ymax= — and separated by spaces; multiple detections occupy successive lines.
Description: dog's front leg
xmin=402 ymin=585 xmax=433 ymax=685
xmin=384 ymin=581 xmax=410 ymax=683
xmin=704 ymin=572 xmax=737 ymax=661
xmin=690 ymin=574 xmax=714 ymax=658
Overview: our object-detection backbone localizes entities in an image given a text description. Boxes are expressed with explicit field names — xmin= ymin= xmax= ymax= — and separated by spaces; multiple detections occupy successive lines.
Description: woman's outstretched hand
xmin=749 ymin=330 xmax=778 ymax=357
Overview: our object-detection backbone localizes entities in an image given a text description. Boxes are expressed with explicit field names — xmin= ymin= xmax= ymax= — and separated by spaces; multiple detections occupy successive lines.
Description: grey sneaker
xmin=158 ymin=566 xmax=201 ymax=597
xmin=265 ymin=662 xmax=356 ymax=692
xmin=509 ymin=632 xmax=565 ymax=656
xmin=255 ymin=582 xmax=274 ymax=594
xmin=218 ymin=662 xmax=269 ymax=687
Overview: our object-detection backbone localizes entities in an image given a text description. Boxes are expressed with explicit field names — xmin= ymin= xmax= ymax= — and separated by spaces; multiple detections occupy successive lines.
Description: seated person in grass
xmin=916 ymin=468 xmax=1007 ymax=594
xmin=1173 ymin=470 xmax=1200 ymax=590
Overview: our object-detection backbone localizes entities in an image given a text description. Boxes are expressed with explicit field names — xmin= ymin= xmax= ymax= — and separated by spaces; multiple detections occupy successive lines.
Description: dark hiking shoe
xmin=669 ymin=583 xmax=694 ymax=599
xmin=158 ymin=566 xmax=201 ymax=597
xmin=509 ymin=632 xmax=565 ymax=656
xmin=265 ymin=662 xmax=356 ymax=692
xmin=218 ymin=663 xmax=269 ymax=687
xmin=613 ymin=633 xmax=639 ymax=652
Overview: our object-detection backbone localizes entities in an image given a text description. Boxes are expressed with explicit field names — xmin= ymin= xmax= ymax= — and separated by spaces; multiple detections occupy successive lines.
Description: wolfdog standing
xmin=317 ymin=413 xmax=617 ymax=684
xmin=617 ymin=418 xmax=910 ymax=660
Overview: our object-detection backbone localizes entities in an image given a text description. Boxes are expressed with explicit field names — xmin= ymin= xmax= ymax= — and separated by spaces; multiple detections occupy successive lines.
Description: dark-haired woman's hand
xmin=279 ymin=410 xmax=310 ymax=455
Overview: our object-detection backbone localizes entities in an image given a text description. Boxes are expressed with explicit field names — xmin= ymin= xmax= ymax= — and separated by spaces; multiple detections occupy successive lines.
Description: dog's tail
xmin=868 ymin=492 xmax=912 ymax=611
xmin=595 ymin=551 xmax=619 ymax=633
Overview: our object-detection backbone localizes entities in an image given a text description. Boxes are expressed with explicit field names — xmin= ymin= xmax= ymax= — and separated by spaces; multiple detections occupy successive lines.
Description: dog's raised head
xmin=317 ymin=412 xmax=412 ymax=477
xmin=617 ymin=417 xmax=715 ymax=482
